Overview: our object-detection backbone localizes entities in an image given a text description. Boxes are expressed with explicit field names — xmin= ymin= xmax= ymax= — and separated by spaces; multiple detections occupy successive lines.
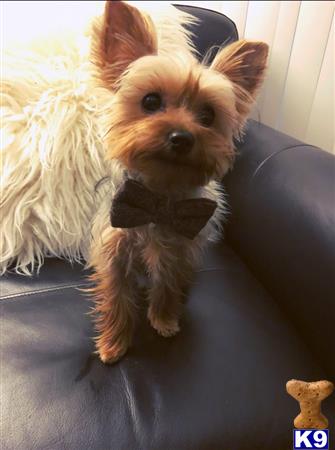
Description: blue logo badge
xmin=293 ymin=429 xmax=329 ymax=449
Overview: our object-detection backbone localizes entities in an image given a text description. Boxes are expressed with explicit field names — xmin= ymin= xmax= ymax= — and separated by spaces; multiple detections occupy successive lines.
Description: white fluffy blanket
xmin=0 ymin=2 xmax=202 ymax=274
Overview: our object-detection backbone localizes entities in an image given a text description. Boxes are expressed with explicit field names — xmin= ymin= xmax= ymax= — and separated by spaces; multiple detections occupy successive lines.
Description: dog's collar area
xmin=110 ymin=178 xmax=217 ymax=239
xmin=124 ymin=169 xmax=201 ymax=200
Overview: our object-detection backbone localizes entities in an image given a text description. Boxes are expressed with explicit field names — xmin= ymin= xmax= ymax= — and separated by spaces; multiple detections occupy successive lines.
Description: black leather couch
xmin=2 ymin=5 xmax=334 ymax=450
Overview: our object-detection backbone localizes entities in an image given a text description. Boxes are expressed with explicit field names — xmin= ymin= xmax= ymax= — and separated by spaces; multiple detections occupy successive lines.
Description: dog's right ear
xmin=91 ymin=1 xmax=157 ymax=88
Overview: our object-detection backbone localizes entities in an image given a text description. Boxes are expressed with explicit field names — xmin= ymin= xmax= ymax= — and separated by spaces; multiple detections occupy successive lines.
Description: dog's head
xmin=92 ymin=1 xmax=268 ymax=190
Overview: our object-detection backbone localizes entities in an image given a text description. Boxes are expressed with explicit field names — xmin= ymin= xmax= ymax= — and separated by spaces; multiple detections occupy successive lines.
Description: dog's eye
xmin=142 ymin=93 xmax=162 ymax=113
xmin=199 ymin=105 xmax=215 ymax=127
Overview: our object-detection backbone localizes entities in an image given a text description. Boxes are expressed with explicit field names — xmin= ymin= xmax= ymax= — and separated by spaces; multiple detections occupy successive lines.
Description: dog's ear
xmin=211 ymin=40 xmax=268 ymax=118
xmin=92 ymin=0 xmax=157 ymax=87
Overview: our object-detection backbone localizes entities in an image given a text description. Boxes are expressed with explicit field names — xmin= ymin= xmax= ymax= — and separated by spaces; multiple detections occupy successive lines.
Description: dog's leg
xmin=143 ymin=240 xmax=195 ymax=337
xmin=89 ymin=229 xmax=137 ymax=363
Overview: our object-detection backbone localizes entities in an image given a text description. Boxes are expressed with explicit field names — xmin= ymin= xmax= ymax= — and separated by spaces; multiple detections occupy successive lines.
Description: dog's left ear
xmin=92 ymin=0 xmax=157 ymax=87
xmin=211 ymin=40 xmax=269 ymax=118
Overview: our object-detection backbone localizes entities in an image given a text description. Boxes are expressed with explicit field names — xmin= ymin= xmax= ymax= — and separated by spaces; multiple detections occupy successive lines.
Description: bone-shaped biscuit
xmin=286 ymin=379 xmax=334 ymax=429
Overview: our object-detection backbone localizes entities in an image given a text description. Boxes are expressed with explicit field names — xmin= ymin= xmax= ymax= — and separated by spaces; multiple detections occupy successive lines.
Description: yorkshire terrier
xmin=87 ymin=0 xmax=268 ymax=363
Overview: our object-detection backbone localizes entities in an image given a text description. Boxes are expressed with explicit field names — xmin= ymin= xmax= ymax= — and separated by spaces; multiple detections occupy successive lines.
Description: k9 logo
xmin=293 ymin=429 xmax=329 ymax=449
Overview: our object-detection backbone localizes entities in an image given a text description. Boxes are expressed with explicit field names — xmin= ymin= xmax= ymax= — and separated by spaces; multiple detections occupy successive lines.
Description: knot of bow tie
xmin=110 ymin=179 xmax=217 ymax=239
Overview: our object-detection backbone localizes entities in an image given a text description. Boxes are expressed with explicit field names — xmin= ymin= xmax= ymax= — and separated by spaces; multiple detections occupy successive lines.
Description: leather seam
xmin=252 ymin=144 xmax=319 ymax=178
xmin=0 ymin=270 xmax=223 ymax=301
xmin=0 ymin=282 xmax=88 ymax=301
xmin=197 ymin=267 xmax=226 ymax=273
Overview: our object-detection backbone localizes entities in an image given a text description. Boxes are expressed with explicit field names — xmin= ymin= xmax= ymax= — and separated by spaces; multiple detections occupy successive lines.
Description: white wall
xmin=173 ymin=1 xmax=335 ymax=154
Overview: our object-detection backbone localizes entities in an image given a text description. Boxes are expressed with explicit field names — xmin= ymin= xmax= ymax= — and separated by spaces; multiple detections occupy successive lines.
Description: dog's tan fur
xmin=87 ymin=1 xmax=268 ymax=363
xmin=0 ymin=1 xmax=268 ymax=363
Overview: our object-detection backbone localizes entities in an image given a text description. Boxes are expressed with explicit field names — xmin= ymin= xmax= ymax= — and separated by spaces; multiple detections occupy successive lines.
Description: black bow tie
xmin=110 ymin=179 xmax=217 ymax=239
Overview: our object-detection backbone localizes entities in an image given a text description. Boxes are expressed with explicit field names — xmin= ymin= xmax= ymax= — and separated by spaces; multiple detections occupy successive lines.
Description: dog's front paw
xmin=97 ymin=341 xmax=128 ymax=365
xmin=148 ymin=313 xmax=180 ymax=338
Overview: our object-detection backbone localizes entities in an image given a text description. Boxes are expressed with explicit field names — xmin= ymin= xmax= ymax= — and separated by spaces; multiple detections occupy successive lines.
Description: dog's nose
xmin=168 ymin=130 xmax=194 ymax=154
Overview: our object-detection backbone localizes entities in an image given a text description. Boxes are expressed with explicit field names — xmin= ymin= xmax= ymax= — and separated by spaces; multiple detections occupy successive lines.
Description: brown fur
xmin=103 ymin=57 xmax=238 ymax=191
xmin=143 ymin=234 xmax=198 ymax=336
xmin=211 ymin=40 xmax=269 ymax=120
xmin=88 ymin=229 xmax=138 ymax=363
xmin=90 ymin=1 xmax=157 ymax=88
xmin=89 ymin=1 xmax=268 ymax=363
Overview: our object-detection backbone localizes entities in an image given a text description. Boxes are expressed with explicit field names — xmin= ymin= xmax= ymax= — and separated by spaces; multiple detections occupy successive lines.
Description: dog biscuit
xmin=286 ymin=379 xmax=334 ymax=429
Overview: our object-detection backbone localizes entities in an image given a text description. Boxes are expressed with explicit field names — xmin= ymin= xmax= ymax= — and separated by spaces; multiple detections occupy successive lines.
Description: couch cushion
xmin=1 ymin=243 xmax=334 ymax=450
xmin=175 ymin=4 xmax=238 ymax=61
xmin=224 ymin=120 xmax=335 ymax=377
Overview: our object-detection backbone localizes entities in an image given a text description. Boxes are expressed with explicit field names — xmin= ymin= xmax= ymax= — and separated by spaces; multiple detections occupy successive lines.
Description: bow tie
xmin=110 ymin=179 xmax=217 ymax=239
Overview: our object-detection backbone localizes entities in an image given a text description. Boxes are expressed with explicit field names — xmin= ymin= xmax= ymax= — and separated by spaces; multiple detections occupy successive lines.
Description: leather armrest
xmin=223 ymin=120 xmax=335 ymax=376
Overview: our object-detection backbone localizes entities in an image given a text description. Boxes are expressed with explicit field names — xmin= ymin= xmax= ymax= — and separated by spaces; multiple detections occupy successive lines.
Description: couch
xmin=1 ymin=5 xmax=334 ymax=450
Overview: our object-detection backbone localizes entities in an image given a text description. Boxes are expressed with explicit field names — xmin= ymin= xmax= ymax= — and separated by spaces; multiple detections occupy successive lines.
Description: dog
xmin=1 ymin=1 xmax=268 ymax=363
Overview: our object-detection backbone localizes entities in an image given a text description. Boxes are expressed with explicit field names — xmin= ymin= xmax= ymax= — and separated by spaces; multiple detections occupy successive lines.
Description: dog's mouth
xmin=153 ymin=155 xmax=195 ymax=168
xmin=129 ymin=147 xmax=216 ymax=188
xmin=148 ymin=149 xmax=201 ymax=170
xmin=130 ymin=147 xmax=216 ymax=186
